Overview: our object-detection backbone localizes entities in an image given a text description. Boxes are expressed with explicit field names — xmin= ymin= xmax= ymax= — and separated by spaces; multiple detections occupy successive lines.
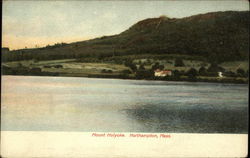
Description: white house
xmin=154 ymin=69 xmax=172 ymax=77
xmin=218 ymin=72 xmax=223 ymax=78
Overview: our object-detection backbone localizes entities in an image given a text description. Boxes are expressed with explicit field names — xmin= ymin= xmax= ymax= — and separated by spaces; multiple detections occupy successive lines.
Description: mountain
xmin=3 ymin=11 xmax=249 ymax=63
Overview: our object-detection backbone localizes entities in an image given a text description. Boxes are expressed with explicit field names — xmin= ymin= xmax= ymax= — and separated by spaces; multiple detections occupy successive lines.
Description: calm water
xmin=1 ymin=76 xmax=248 ymax=133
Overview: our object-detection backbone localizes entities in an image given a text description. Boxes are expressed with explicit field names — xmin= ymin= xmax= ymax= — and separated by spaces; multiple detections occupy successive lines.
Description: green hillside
xmin=2 ymin=11 xmax=249 ymax=63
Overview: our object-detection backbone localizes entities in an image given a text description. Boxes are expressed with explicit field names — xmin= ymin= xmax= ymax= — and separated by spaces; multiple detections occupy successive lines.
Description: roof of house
xmin=154 ymin=69 xmax=171 ymax=73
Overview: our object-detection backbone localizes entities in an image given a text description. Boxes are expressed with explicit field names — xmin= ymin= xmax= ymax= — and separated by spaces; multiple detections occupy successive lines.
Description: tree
xmin=151 ymin=62 xmax=164 ymax=70
xmin=124 ymin=61 xmax=137 ymax=72
xmin=198 ymin=66 xmax=207 ymax=76
xmin=122 ymin=69 xmax=132 ymax=75
xmin=146 ymin=59 xmax=151 ymax=65
xmin=224 ymin=71 xmax=236 ymax=77
xmin=139 ymin=64 xmax=145 ymax=70
xmin=207 ymin=63 xmax=225 ymax=72
xmin=152 ymin=62 xmax=160 ymax=70
xmin=173 ymin=70 xmax=180 ymax=78
xmin=159 ymin=64 xmax=164 ymax=70
xmin=135 ymin=70 xmax=154 ymax=79
xmin=237 ymin=68 xmax=245 ymax=77
xmin=175 ymin=58 xmax=185 ymax=67
xmin=187 ymin=68 xmax=198 ymax=80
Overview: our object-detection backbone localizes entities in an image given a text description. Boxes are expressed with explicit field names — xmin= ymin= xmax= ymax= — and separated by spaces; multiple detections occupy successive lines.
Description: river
xmin=1 ymin=76 xmax=248 ymax=133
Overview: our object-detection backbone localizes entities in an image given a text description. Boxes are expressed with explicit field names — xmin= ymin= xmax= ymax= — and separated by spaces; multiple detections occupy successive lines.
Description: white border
xmin=0 ymin=131 xmax=248 ymax=157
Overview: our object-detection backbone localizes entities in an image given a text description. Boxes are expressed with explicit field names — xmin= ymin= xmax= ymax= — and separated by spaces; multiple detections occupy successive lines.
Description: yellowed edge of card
xmin=0 ymin=131 xmax=248 ymax=158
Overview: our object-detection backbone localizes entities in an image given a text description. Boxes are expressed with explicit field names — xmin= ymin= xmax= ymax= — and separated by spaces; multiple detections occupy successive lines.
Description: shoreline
xmin=2 ymin=73 xmax=248 ymax=85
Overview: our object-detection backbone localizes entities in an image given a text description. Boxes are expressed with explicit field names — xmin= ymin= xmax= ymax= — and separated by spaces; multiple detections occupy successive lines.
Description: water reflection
xmin=124 ymin=103 xmax=248 ymax=133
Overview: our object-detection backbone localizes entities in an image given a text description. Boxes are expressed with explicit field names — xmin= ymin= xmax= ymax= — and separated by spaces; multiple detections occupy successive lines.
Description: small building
xmin=218 ymin=72 xmax=223 ymax=78
xmin=154 ymin=69 xmax=172 ymax=77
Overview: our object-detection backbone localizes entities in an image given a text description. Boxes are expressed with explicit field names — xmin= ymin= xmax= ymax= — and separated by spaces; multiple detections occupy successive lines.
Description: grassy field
xmin=3 ymin=59 xmax=130 ymax=77
xmin=42 ymin=62 xmax=129 ymax=76
xmin=220 ymin=61 xmax=249 ymax=72
xmin=2 ymin=57 xmax=248 ymax=83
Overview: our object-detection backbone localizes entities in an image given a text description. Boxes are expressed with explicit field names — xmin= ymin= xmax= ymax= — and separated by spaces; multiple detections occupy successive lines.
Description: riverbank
xmin=2 ymin=59 xmax=248 ymax=84
xmin=2 ymin=72 xmax=248 ymax=84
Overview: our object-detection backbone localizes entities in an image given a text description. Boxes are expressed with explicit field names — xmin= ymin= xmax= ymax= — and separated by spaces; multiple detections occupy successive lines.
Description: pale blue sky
xmin=2 ymin=0 xmax=249 ymax=50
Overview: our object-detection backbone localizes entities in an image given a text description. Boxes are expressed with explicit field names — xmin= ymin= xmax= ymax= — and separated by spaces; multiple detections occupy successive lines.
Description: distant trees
xmin=101 ymin=69 xmax=113 ymax=73
xmin=207 ymin=63 xmax=225 ymax=72
xmin=29 ymin=67 xmax=42 ymax=75
xmin=139 ymin=64 xmax=145 ymax=70
xmin=223 ymin=69 xmax=247 ymax=78
xmin=172 ymin=70 xmax=181 ymax=78
xmin=186 ymin=68 xmax=198 ymax=79
xmin=174 ymin=58 xmax=185 ymax=67
xmin=198 ymin=66 xmax=207 ymax=76
xmin=236 ymin=68 xmax=245 ymax=77
xmin=122 ymin=69 xmax=132 ymax=75
xmin=135 ymin=69 xmax=154 ymax=79
xmin=151 ymin=62 xmax=164 ymax=70
xmin=223 ymin=71 xmax=236 ymax=77
xmin=124 ymin=60 xmax=137 ymax=72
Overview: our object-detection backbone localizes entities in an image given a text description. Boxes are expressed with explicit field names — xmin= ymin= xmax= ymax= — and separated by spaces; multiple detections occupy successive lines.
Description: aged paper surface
xmin=1 ymin=132 xmax=248 ymax=157
xmin=1 ymin=0 xmax=249 ymax=157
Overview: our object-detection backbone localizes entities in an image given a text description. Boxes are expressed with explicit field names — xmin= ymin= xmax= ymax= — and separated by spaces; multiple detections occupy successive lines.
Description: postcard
xmin=1 ymin=0 xmax=249 ymax=157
